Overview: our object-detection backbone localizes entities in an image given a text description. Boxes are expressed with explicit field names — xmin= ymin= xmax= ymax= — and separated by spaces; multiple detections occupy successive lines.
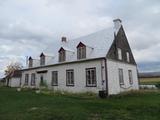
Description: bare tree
xmin=5 ymin=62 xmax=23 ymax=86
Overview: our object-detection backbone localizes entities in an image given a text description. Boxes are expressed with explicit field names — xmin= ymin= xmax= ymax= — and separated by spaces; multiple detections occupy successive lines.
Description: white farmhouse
xmin=21 ymin=19 xmax=139 ymax=95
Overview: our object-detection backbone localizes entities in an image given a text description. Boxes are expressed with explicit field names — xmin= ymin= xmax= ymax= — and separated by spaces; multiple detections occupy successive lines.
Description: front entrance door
xmin=39 ymin=73 xmax=47 ymax=87
xmin=36 ymin=70 xmax=48 ymax=87
xmin=40 ymin=75 xmax=44 ymax=85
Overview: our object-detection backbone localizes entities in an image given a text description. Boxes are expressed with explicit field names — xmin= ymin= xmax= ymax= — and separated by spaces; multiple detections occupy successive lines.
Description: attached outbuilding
xmin=6 ymin=70 xmax=22 ymax=87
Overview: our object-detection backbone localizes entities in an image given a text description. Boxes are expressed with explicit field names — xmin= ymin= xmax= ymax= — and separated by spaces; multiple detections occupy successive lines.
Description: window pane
xmin=87 ymin=70 xmax=90 ymax=84
xmin=59 ymin=51 xmax=65 ymax=62
xmin=66 ymin=70 xmax=74 ymax=86
xmin=86 ymin=68 xmax=96 ymax=87
xmin=119 ymin=69 xmax=124 ymax=85
xmin=52 ymin=71 xmax=58 ymax=86
xmin=79 ymin=48 xmax=82 ymax=59
xmin=25 ymin=74 xmax=29 ymax=85
xmin=31 ymin=73 xmax=36 ymax=86
xmin=40 ymin=56 xmax=45 ymax=65
xmin=126 ymin=52 xmax=130 ymax=62
xmin=82 ymin=47 xmax=86 ymax=58
xmin=29 ymin=60 xmax=33 ymax=67
xmin=91 ymin=70 xmax=95 ymax=84
xmin=77 ymin=46 xmax=86 ymax=59
xmin=118 ymin=48 xmax=122 ymax=60
xmin=128 ymin=70 xmax=133 ymax=84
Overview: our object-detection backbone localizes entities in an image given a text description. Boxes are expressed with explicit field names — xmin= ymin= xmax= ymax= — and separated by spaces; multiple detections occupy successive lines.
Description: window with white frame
xmin=52 ymin=71 xmax=58 ymax=86
xmin=40 ymin=75 xmax=44 ymax=86
xmin=66 ymin=69 xmax=74 ymax=86
xmin=126 ymin=52 xmax=130 ymax=62
xmin=28 ymin=58 xmax=33 ymax=68
xmin=77 ymin=46 xmax=86 ymax=59
xmin=25 ymin=74 xmax=29 ymax=85
xmin=59 ymin=50 xmax=66 ymax=62
xmin=40 ymin=56 xmax=45 ymax=66
xmin=128 ymin=70 xmax=133 ymax=85
xmin=119 ymin=68 xmax=124 ymax=85
xmin=117 ymin=48 xmax=122 ymax=60
xmin=86 ymin=68 xmax=97 ymax=87
xmin=31 ymin=73 xmax=36 ymax=86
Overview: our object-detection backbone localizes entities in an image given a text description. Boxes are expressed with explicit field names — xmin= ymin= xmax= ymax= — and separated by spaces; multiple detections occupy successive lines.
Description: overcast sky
xmin=0 ymin=0 xmax=160 ymax=77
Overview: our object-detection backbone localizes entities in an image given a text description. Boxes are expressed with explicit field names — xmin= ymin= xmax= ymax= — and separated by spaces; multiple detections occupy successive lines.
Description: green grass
xmin=140 ymin=78 xmax=160 ymax=85
xmin=0 ymin=87 xmax=160 ymax=120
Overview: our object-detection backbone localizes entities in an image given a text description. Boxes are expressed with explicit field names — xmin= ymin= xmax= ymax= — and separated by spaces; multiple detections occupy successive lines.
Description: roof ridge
xmin=71 ymin=27 xmax=113 ymax=41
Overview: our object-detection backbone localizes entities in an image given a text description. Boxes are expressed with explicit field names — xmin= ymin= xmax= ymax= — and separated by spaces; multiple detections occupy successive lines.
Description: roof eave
xmin=21 ymin=57 xmax=105 ymax=71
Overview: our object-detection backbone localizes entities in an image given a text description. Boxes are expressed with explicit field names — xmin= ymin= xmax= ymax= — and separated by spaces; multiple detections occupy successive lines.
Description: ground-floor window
xmin=25 ymin=74 xmax=29 ymax=85
xmin=52 ymin=71 xmax=58 ymax=86
xmin=66 ymin=69 xmax=74 ymax=86
xmin=31 ymin=73 xmax=36 ymax=86
xmin=128 ymin=70 xmax=133 ymax=85
xmin=119 ymin=68 xmax=124 ymax=85
xmin=86 ymin=68 xmax=97 ymax=87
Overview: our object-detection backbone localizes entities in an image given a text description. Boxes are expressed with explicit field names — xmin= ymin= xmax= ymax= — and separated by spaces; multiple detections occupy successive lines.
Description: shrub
xmin=155 ymin=84 xmax=160 ymax=89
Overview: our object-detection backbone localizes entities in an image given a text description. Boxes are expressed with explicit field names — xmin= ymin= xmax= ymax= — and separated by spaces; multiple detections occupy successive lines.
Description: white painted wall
xmin=107 ymin=59 xmax=139 ymax=95
xmin=21 ymin=59 xmax=106 ymax=93
xmin=8 ymin=77 xmax=21 ymax=87
xmin=21 ymin=58 xmax=139 ymax=95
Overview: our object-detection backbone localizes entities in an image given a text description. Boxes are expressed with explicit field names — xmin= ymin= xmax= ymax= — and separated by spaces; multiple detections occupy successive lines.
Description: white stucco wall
xmin=21 ymin=59 xmax=106 ymax=93
xmin=21 ymin=59 xmax=139 ymax=95
xmin=9 ymin=77 xmax=21 ymax=87
xmin=107 ymin=59 xmax=139 ymax=95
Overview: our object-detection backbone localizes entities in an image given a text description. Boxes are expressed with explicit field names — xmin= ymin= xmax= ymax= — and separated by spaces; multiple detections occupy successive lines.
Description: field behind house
xmin=0 ymin=87 xmax=160 ymax=120
xmin=139 ymin=77 xmax=160 ymax=85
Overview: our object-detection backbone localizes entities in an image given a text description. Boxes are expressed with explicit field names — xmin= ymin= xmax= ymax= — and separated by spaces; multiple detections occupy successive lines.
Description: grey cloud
xmin=0 ymin=21 xmax=53 ymax=41
xmin=0 ymin=0 xmax=160 ymax=77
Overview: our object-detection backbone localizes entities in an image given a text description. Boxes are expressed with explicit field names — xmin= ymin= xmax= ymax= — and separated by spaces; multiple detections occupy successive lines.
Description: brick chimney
xmin=61 ymin=36 xmax=67 ymax=43
xmin=113 ymin=18 xmax=122 ymax=34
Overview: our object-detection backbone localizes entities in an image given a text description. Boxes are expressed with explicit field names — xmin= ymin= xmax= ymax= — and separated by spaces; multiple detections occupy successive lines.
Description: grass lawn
xmin=140 ymin=78 xmax=160 ymax=85
xmin=0 ymin=87 xmax=160 ymax=120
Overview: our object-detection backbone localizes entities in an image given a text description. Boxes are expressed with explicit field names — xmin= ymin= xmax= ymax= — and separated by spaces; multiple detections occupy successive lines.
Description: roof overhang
xmin=37 ymin=70 xmax=48 ymax=74
xmin=21 ymin=57 xmax=105 ymax=71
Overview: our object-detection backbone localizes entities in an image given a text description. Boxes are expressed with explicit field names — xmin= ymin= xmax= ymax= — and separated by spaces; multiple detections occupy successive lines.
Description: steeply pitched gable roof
xmin=25 ymin=20 xmax=125 ymax=68
xmin=61 ymin=27 xmax=115 ymax=59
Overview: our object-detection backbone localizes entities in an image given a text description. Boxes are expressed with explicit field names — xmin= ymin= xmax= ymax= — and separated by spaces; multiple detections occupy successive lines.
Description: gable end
xmin=107 ymin=26 xmax=136 ymax=65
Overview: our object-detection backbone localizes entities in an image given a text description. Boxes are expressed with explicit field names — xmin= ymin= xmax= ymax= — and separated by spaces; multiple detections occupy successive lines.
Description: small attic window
xmin=117 ymin=48 xmax=122 ymax=60
xmin=77 ymin=42 xmax=86 ymax=59
xmin=59 ymin=47 xmax=66 ymax=62
xmin=28 ymin=57 xmax=33 ymax=68
xmin=40 ymin=53 xmax=45 ymax=66
xmin=126 ymin=52 xmax=130 ymax=62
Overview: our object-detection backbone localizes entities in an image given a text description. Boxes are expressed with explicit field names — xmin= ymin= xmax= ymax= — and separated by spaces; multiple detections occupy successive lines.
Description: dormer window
xmin=117 ymin=48 xmax=122 ymax=60
xmin=28 ymin=57 xmax=33 ymax=68
xmin=59 ymin=47 xmax=66 ymax=62
xmin=40 ymin=53 xmax=45 ymax=66
xmin=77 ymin=42 xmax=86 ymax=59
xmin=126 ymin=52 xmax=130 ymax=62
